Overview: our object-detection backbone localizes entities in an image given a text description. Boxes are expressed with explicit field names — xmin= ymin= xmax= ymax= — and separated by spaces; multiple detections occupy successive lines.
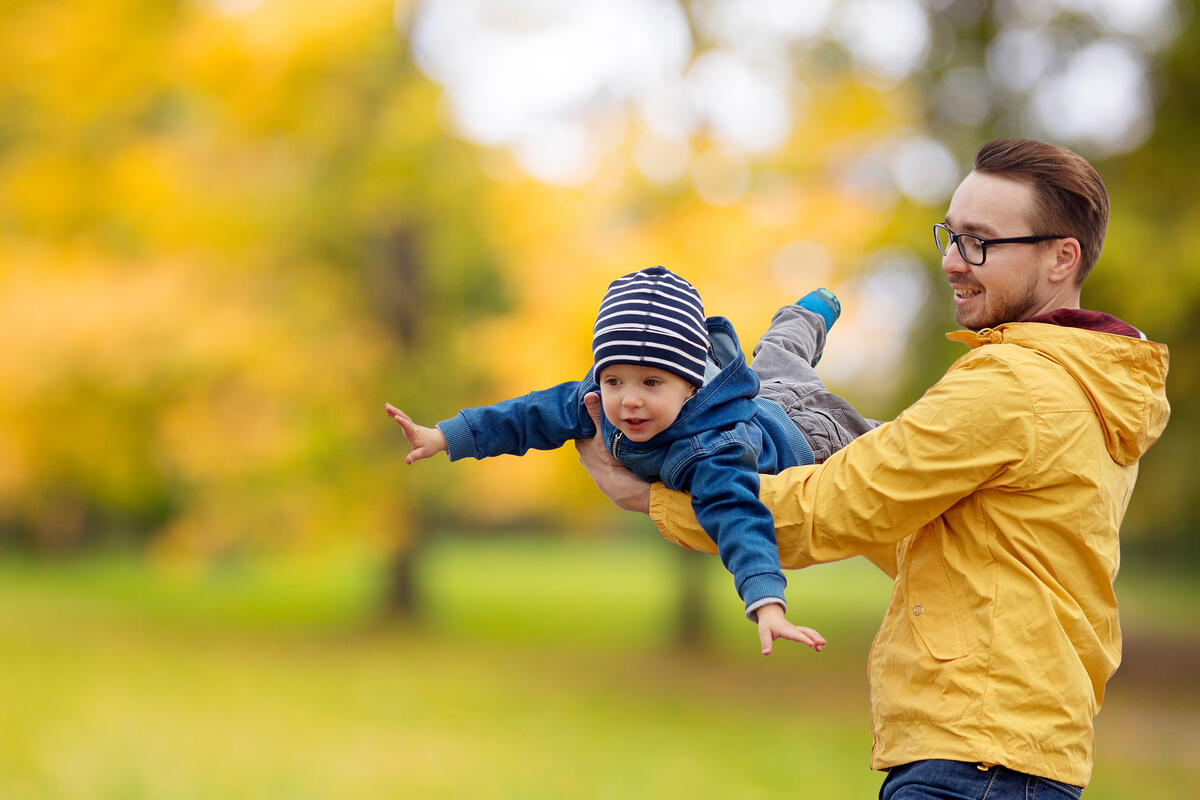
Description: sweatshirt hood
xmin=620 ymin=316 xmax=759 ymax=445
xmin=947 ymin=320 xmax=1170 ymax=466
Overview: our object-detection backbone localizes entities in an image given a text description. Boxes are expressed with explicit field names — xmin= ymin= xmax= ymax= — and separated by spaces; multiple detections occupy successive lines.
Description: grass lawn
xmin=0 ymin=533 xmax=1197 ymax=798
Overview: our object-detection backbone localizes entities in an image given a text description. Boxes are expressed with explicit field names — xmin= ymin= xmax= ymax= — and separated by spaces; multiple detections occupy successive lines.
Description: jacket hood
xmin=612 ymin=316 xmax=759 ymax=447
xmin=947 ymin=322 xmax=1170 ymax=466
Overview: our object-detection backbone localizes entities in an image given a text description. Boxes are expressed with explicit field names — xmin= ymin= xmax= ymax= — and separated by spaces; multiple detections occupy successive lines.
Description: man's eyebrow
xmin=945 ymin=215 xmax=999 ymax=237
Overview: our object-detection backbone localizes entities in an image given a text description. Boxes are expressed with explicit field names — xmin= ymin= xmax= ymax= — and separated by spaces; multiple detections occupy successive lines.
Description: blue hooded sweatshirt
xmin=436 ymin=316 xmax=814 ymax=615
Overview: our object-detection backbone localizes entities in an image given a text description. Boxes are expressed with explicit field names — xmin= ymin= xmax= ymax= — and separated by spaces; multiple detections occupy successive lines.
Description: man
xmin=574 ymin=138 xmax=1170 ymax=798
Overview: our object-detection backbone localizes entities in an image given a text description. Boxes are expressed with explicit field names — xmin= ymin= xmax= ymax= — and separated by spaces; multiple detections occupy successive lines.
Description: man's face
xmin=598 ymin=363 xmax=696 ymax=442
xmin=942 ymin=171 xmax=1059 ymax=330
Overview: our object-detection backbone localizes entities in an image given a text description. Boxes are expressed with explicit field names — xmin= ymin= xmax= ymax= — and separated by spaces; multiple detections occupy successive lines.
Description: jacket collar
xmin=946 ymin=320 xmax=1169 ymax=467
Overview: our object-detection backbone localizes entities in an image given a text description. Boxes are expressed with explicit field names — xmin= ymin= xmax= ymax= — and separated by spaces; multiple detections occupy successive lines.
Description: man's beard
xmin=955 ymin=277 xmax=1042 ymax=331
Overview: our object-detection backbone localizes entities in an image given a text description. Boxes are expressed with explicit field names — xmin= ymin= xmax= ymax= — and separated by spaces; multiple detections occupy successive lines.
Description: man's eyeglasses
xmin=933 ymin=223 xmax=1064 ymax=266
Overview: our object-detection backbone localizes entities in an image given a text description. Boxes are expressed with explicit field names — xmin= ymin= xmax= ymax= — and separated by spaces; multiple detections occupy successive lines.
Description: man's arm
xmin=649 ymin=472 xmax=899 ymax=573
xmin=572 ymin=390 xmax=898 ymax=573
xmin=646 ymin=353 xmax=1037 ymax=569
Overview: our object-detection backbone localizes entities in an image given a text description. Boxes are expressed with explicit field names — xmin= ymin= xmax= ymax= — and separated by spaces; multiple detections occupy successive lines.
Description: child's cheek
xmin=599 ymin=388 xmax=621 ymax=427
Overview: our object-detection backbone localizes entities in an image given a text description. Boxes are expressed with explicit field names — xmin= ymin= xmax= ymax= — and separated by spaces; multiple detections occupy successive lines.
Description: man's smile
xmin=952 ymin=285 xmax=982 ymax=304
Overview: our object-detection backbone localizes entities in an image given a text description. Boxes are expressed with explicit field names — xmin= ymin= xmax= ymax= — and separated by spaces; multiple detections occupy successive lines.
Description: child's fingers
xmin=794 ymin=626 xmax=827 ymax=647
xmin=796 ymin=627 xmax=825 ymax=653
xmin=776 ymin=625 xmax=827 ymax=653
xmin=759 ymin=623 xmax=774 ymax=656
xmin=390 ymin=411 xmax=422 ymax=441
xmin=386 ymin=405 xmax=430 ymax=462
xmin=385 ymin=404 xmax=414 ymax=426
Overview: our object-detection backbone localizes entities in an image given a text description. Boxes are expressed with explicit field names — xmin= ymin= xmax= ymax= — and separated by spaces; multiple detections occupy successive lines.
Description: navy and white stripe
xmin=592 ymin=266 xmax=709 ymax=387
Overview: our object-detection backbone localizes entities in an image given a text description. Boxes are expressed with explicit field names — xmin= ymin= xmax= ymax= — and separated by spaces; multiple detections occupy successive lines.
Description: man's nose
xmin=941 ymin=248 xmax=969 ymax=276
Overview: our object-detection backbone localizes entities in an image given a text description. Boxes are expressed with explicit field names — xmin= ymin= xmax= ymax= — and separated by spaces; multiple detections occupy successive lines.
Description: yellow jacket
xmin=649 ymin=321 xmax=1170 ymax=786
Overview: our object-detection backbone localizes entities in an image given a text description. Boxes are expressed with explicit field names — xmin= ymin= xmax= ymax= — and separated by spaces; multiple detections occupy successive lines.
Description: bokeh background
xmin=2 ymin=0 xmax=1197 ymax=797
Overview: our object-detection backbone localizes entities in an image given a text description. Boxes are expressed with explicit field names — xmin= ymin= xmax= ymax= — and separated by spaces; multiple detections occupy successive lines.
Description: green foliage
xmin=0 ymin=1 xmax=509 ymax=557
xmin=1084 ymin=14 xmax=1200 ymax=550
xmin=896 ymin=1 xmax=1200 ymax=557
xmin=1 ymin=0 xmax=1196 ymax=567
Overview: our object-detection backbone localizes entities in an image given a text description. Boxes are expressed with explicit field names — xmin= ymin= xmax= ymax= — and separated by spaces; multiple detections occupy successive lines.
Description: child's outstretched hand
xmin=385 ymin=403 xmax=447 ymax=464
xmin=755 ymin=602 xmax=826 ymax=656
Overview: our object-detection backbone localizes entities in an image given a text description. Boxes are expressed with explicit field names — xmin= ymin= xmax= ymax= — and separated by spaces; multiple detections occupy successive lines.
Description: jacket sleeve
xmin=436 ymin=380 xmax=597 ymax=461
xmin=650 ymin=350 xmax=1035 ymax=571
xmin=671 ymin=440 xmax=787 ymax=617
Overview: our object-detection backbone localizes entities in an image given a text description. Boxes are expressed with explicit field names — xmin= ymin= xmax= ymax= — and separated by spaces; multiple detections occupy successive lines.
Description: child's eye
xmin=644 ymin=379 xmax=662 ymax=387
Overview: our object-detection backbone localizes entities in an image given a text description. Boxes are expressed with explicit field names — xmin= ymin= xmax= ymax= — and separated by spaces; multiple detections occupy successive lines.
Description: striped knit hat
xmin=592 ymin=266 xmax=709 ymax=387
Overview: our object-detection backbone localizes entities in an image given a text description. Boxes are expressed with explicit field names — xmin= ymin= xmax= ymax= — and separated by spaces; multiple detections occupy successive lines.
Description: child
xmin=387 ymin=266 xmax=876 ymax=654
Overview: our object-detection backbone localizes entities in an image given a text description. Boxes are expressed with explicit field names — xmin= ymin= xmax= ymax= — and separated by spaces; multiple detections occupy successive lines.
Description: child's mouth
xmin=623 ymin=418 xmax=649 ymax=432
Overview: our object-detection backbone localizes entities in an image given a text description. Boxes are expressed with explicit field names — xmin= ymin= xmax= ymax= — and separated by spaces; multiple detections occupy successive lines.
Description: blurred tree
xmin=895 ymin=0 xmax=1198 ymax=563
xmin=0 ymin=0 xmax=1193 ymax=652
xmin=0 ymin=0 xmax=510 ymax=604
xmin=1065 ymin=9 xmax=1199 ymax=564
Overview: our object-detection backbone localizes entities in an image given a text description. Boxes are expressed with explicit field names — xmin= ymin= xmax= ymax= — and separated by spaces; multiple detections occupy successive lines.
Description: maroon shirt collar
xmin=1023 ymin=308 xmax=1143 ymax=339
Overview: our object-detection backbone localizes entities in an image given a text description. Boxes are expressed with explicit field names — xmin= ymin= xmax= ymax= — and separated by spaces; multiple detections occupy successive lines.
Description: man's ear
xmin=1048 ymin=237 xmax=1082 ymax=284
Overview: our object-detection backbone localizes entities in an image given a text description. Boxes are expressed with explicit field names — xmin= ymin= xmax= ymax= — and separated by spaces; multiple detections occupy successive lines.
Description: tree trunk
xmin=383 ymin=527 xmax=427 ymax=618
xmin=675 ymin=547 xmax=708 ymax=648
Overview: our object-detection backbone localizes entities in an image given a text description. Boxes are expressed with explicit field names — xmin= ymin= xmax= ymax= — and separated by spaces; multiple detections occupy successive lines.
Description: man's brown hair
xmin=974 ymin=138 xmax=1109 ymax=284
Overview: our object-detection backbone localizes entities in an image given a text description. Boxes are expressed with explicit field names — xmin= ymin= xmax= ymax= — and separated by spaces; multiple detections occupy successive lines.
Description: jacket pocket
xmin=902 ymin=527 xmax=969 ymax=661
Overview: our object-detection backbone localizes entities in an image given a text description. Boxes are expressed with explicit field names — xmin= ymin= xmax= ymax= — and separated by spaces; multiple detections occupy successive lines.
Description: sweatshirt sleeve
xmin=671 ymin=441 xmax=787 ymax=618
xmin=436 ymin=380 xmax=597 ymax=461
xmin=651 ymin=350 xmax=1035 ymax=571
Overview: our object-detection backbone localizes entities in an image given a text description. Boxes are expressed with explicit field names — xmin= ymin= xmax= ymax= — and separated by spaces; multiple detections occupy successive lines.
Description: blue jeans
xmin=879 ymin=760 xmax=1084 ymax=800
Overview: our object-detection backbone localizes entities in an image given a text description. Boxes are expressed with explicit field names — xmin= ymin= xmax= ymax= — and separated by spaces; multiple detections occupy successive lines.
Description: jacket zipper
xmin=609 ymin=429 xmax=623 ymax=457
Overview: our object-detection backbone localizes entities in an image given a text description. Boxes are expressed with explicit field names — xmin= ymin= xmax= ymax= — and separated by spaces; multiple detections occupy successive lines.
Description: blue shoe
xmin=796 ymin=288 xmax=841 ymax=333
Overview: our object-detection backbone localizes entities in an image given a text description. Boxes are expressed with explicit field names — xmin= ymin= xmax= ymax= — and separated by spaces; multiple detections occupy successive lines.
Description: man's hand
xmin=755 ymin=602 xmax=826 ymax=656
xmin=385 ymin=403 xmax=447 ymax=464
xmin=574 ymin=392 xmax=651 ymax=514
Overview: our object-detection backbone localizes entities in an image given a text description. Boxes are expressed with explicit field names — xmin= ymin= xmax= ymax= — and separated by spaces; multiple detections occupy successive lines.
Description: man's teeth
xmin=955 ymin=288 xmax=981 ymax=297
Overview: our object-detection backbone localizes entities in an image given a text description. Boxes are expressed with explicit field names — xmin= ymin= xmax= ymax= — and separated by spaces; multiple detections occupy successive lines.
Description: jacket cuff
xmin=436 ymin=413 xmax=476 ymax=461
xmin=740 ymin=572 xmax=787 ymax=620
xmin=745 ymin=596 xmax=787 ymax=623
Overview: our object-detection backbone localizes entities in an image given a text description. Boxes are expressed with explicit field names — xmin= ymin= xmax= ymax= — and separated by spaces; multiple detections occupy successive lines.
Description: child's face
xmin=598 ymin=364 xmax=697 ymax=442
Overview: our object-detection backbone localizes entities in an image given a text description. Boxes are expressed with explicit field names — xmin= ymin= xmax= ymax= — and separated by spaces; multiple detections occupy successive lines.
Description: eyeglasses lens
xmin=935 ymin=225 xmax=952 ymax=256
xmin=959 ymin=235 xmax=985 ymax=264
xmin=935 ymin=226 xmax=986 ymax=265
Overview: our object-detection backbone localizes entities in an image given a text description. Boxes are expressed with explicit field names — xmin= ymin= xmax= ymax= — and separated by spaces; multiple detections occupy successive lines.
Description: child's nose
xmin=622 ymin=392 xmax=642 ymax=407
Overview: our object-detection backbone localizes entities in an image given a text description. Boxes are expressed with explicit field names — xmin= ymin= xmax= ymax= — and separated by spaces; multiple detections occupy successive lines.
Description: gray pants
xmin=751 ymin=304 xmax=880 ymax=463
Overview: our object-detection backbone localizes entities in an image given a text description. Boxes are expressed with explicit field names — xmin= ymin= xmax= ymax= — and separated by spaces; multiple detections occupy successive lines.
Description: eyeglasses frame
xmin=933 ymin=223 xmax=1065 ymax=266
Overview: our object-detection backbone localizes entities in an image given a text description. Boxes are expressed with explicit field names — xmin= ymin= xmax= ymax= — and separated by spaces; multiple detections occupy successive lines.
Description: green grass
xmin=421 ymin=532 xmax=891 ymax=652
xmin=0 ymin=534 xmax=1197 ymax=799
